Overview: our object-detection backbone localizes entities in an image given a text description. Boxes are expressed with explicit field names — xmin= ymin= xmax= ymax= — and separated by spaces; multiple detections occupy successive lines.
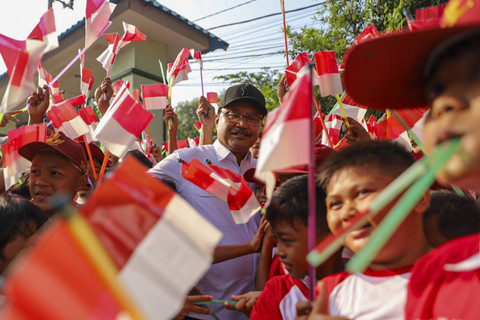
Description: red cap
xmin=19 ymin=132 xmax=87 ymax=174
xmin=79 ymin=141 xmax=111 ymax=167
xmin=343 ymin=1 xmax=480 ymax=110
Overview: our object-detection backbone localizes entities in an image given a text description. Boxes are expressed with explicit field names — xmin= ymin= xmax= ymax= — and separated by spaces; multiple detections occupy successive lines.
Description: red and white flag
xmin=121 ymin=22 xmax=146 ymax=43
xmin=0 ymin=9 xmax=56 ymax=78
xmin=80 ymin=68 xmax=94 ymax=97
xmin=207 ymin=161 xmax=260 ymax=224
xmin=85 ymin=0 xmax=116 ymax=48
xmin=321 ymin=113 xmax=343 ymax=147
xmin=141 ymin=84 xmax=169 ymax=110
xmin=181 ymin=158 xmax=231 ymax=202
xmin=96 ymin=33 xmax=120 ymax=73
xmin=2 ymin=124 xmax=47 ymax=190
xmin=189 ymin=49 xmax=203 ymax=69
xmin=167 ymin=48 xmax=192 ymax=85
xmin=97 ymin=23 xmax=146 ymax=74
xmin=407 ymin=5 xmax=446 ymax=31
xmin=1 ymin=41 xmax=47 ymax=113
xmin=95 ymin=83 xmax=154 ymax=158
xmin=112 ymin=79 xmax=129 ymax=97
xmin=79 ymin=52 xmax=94 ymax=97
xmin=78 ymin=105 xmax=99 ymax=142
xmin=82 ymin=156 xmax=222 ymax=320
xmin=67 ymin=94 xmax=87 ymax=107
xmin=314 ymin=51 xmax=343 ymax=97
xmin=285 ymin=52 xmax=320 ymax=86
xmin=332 ymin=96 xmax=367 ymax=123
xmin=38 ymin=62 xmax=60 ymax=96
xmin=47 ymin=100 xmax=90 ymax=139
xmin=1 ymin=219 xmax=135 ymax=320
xmin=28 ymin=8 xmax=58 ymax=53
xmin=163 ymin=137 xmax=200 ymax=151
xmin=255 ymin=72 xmax=312 ymax=204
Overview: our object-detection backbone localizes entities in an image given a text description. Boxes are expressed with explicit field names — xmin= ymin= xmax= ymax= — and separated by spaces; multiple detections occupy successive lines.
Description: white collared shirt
xmin=149 ymin=140 xmax=260 ymax=320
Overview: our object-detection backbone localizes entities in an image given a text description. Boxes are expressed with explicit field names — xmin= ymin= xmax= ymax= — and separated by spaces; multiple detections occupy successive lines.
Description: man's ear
xmin=215 ymin=114 xmax=219 ymax=126
xmin=413 ymin=189 xmax=431 ymax=214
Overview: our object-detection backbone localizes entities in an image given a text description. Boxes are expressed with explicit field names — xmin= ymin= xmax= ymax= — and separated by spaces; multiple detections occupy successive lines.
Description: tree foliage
xmin=175 ymin=98 xmax=203 ymax=141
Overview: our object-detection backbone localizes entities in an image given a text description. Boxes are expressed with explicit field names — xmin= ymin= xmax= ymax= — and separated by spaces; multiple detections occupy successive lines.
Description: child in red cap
xmin=18 ymin=132 xmax=87 ymax=216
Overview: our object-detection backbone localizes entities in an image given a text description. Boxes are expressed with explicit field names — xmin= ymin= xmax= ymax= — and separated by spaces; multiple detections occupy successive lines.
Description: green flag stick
xmin=194 ymin=300 xmax=237 ymax=306
xmin=158 ymin=59 xmax=173 ymax=129
xmin=307 ymin=142 xmax=445 ymax=267
xmin=346 ymin=139 xmax=461 ymax=273
xmin=391 ymin=109 xmax=465 ymax=197
xmin=158 ymin=59 xmax=167 ymax=85
xmin=390 ymin=110 xmax=425 ymax=152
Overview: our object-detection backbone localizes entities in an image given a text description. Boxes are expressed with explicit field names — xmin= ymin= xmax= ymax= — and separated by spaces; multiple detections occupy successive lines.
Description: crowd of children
xmin=1 ymin=0 xmax=480 ymax=319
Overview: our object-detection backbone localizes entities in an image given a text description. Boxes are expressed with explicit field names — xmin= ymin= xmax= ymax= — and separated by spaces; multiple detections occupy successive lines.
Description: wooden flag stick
xmin=83 ymin=135 xmax=98 ymax=180
xmin=98 ymin=150 xmax=110 ymax=184
xmin=280 ymin=0 xmax=290 ymax=66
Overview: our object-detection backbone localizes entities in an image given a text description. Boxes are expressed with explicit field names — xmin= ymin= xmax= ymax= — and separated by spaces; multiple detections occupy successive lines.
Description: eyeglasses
xmin=221 ymin=110 xmax=263 ymax=125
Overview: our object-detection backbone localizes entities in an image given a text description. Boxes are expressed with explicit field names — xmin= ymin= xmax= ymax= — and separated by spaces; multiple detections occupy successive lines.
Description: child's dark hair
xmin=266 ymin=175 xmax=329 ymax=236
xmin=8 ymin=173 xmax=31 ymax=200
xmin=424 ymin=190 xmax=480 ymax=241
xmin=126 ymin=150 xmax=153 ymax=168
xmin=319 ymin=140 xmax=414 ymax=190
xmin=0 ymin=195 xmax=48 ymax=261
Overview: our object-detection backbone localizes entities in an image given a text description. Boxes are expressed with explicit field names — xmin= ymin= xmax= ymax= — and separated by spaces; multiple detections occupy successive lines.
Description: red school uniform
xmin=322 ymin=266 xmax=413 ymax=320
xmin=251 ymin=274 xmax=309 ymax=320
xmin=406 ymin=233 xmax=480 ymax=320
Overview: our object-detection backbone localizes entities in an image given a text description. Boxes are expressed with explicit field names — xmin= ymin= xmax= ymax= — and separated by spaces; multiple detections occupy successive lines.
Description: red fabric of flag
xmin=285 ymin=52 xmax=312 ymax=86
xmin=181 ymin=158 xmax=230 ymax=202
xmin=27 ymin=8 xmax=58 ymax=52
xmin=68 ymin=95 xmax=87 ymax=107
xmin=85 ymin=0 xmax=116 ymax=48
xmin=78 ymin=105 xmax=98 ymax=125
xmin=111 ymin=94 xmax=153 ymax=137
xmin=141 ymin=84 xmax=169 ymax=110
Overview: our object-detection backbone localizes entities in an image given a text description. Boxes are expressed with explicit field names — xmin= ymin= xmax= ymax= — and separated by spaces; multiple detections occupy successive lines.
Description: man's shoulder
xmin=172 ymin=145 xmax=216 ymax=160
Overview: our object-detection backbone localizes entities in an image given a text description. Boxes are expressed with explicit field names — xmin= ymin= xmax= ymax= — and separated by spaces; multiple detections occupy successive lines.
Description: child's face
xmin=29 ymin=151 xmax=84 ymax=213
xmin=1 ymin=223 xmax=37 ymax=273
xmin=272 ymin=217 xmax=309 ymax=279
xmin=325 ymin=166 xmax=427 ymax=267
xmin=424 ymin=50 xmax=480 ymax=191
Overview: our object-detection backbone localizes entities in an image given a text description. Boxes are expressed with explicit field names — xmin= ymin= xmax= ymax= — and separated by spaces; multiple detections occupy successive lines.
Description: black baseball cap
xmin=218 ymin=83 xmax=267 ymax=116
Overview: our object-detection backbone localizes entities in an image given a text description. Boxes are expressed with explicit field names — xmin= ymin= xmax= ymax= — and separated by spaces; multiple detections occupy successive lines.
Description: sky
xmin=0 ymin=0 xmax=323 ymax=106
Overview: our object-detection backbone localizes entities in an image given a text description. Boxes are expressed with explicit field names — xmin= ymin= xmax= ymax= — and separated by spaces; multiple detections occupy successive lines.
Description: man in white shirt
xmin=149 ymin=83 xmax=268 ymax=320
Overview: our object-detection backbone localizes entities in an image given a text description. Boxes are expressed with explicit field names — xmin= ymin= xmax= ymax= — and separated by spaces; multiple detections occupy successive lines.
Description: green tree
xmin=175 ymin=98 xmax=203 ymax=140
xmin=214 ymin=67 xmax=282 ymax=112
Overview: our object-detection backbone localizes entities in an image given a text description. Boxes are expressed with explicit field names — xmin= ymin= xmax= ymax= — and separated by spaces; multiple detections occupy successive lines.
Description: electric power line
xmin=193 ymin=0 xmax=258 ymax=22
xmin=208 ymin=1 xmax=326 ymax=30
